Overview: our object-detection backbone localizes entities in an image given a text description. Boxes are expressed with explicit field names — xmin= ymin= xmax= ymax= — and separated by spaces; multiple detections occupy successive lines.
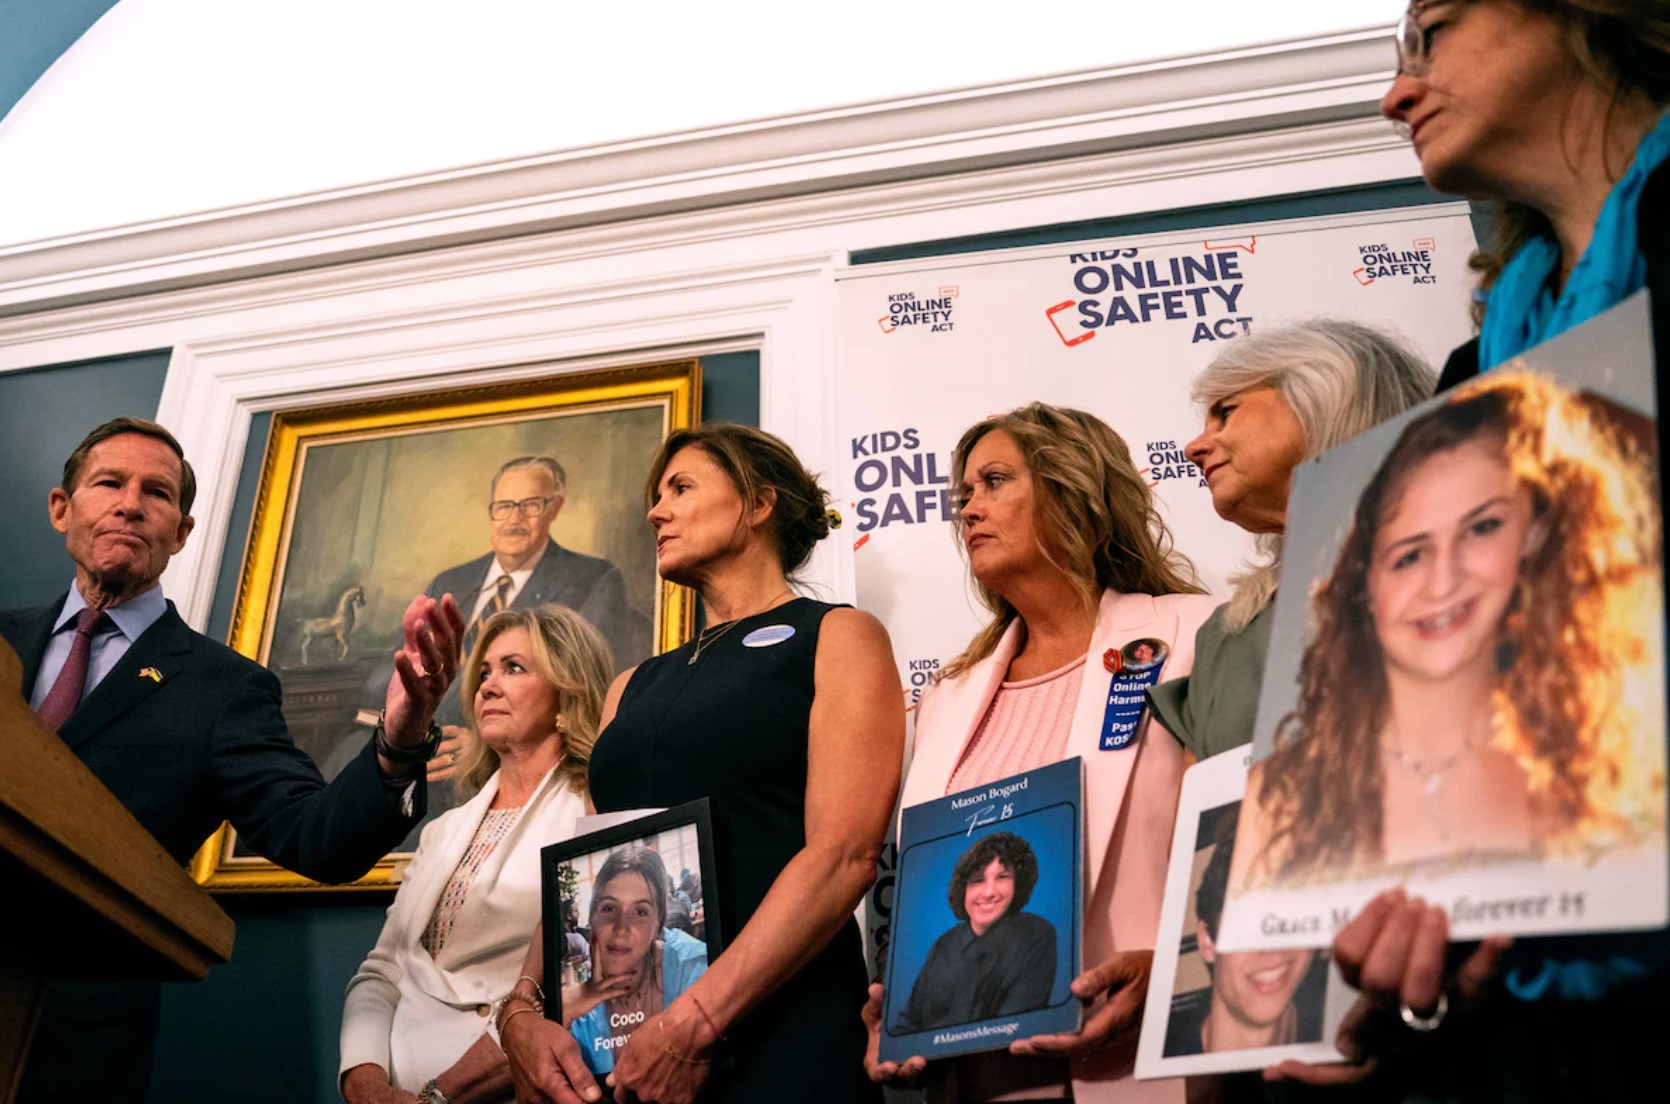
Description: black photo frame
xmin=539 ymin=798 xmax=723 ymax=1065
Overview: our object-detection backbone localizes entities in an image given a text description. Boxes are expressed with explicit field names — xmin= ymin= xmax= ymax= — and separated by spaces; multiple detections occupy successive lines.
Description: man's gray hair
xmin=1192 ymin=320 xmax=1435 ymax=631
xmin=490 ymin=455 xmax=567 ymax=499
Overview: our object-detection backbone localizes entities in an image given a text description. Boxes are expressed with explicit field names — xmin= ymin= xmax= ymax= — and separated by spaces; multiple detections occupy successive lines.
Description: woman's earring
xmin=555 ymin=714 xmax=568 ymax=733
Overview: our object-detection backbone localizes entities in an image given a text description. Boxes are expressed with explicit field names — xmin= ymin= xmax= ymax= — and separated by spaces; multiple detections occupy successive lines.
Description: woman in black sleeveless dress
xmin=501 ymin=424 xmax=904 ymax=1104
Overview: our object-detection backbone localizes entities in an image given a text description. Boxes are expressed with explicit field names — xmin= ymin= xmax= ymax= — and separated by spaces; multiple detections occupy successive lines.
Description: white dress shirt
xmin=467 ymin=542 xmax=547 ymax=625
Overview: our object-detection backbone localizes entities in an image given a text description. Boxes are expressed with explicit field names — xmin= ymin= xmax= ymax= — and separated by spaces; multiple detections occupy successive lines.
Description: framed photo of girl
xmin=539 ymin=801 xmax=723 ymax=1080
xmin=189 ymin=359 xmax=701 ymax=891
xmin=1218 ymin=292 xmax=1667 ymax=952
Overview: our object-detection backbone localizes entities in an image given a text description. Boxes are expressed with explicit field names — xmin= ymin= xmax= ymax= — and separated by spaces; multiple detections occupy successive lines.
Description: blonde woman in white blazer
xmin=863 ymin=404 xmax=1217 ymax=1104
xmin=341 ymin=605 xmax=612 ymax=1104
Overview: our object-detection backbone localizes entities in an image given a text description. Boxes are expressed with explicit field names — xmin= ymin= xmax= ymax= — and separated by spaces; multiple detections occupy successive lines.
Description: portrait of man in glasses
xmin=338 ymin=454 xmax=648 ymax=831
xmin=327 ymin=448 xmax=654 ymax=846
xmin=425 ymin=455 xmax=649 ymax=688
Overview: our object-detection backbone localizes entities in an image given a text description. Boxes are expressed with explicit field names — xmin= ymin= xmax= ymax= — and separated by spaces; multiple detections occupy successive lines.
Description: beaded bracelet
xmin=495 ymin=993 xmax=543 ymax=1036
xmin=500 ymin=1005 xmax=543 ymax=1037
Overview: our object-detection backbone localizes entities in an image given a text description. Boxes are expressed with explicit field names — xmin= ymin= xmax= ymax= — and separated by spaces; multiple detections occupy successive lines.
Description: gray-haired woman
xmin=1148 ymin=319 xmax=1435 ymax=762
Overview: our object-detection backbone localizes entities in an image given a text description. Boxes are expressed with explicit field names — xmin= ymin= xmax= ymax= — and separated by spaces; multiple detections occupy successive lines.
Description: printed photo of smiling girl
xmin=561 ymin=844 xmax=709 ymax=1076
xmin=1236 ymin=370 xmax=1664 ymax=890
xmin=890 ymin=831 xmax=1059 ymax=1035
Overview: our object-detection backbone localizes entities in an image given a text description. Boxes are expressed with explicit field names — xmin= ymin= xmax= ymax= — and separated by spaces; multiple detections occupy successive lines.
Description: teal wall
xmin=0 ymin=350 xmax=172 ymax=610
xmin=0 ymin=0 xmax=122 ymax=121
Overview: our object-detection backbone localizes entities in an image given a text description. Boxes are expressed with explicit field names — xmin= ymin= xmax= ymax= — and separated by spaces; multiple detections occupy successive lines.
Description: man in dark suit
xmin=440 ymin=454 xmax=647 ymax=670
xmin=0 ymin=417 xmax=466 ymax=1103
xmin=422 ymin=455 xmax=648 ymax=738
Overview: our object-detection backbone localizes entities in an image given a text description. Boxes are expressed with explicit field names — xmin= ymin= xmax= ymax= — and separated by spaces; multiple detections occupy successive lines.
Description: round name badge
xmin=742 ymin=624 xmax=797 ymax=648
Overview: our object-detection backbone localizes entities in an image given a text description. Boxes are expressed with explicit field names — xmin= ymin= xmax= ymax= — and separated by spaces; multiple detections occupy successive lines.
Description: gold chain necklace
xmin=686 ymin=589 xmax=794 ymax=665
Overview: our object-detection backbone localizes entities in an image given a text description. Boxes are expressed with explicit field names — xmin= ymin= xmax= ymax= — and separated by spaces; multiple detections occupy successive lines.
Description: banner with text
xmin=838 ymin=206 xmax=1480 ymax=978
xmin=837 ymin=207 xmax=1479 ymax=727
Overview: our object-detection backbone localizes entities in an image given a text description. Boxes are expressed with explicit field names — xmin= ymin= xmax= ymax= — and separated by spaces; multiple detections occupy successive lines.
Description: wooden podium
xmin=0 ymin=639 xmax=233 ymax=1103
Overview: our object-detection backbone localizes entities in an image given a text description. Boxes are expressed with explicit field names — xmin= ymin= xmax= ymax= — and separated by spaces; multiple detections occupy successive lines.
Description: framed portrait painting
xmin=190 ymin=359 xmax=700 ymax=891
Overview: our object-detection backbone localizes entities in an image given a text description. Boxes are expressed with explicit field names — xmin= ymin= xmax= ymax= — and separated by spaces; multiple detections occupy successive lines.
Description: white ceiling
xmin=0 ymin=0 xmax=1406 ymax=247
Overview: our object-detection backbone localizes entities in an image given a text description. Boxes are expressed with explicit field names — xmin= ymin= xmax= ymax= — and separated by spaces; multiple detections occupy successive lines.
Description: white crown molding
xmin=0 ymin=113 xmax=1420 ymax=370
xmin=0 ymin=27 xmax=1403 ymax=317
xmin=0 ymin=26 xmax=1431 ymax=627
xmin=154 ymin=251 xmax=842 ymax=628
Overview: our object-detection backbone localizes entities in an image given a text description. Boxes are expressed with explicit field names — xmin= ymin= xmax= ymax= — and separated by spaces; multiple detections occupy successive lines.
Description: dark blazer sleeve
xmin=1436 ymin=337 xmax=1481 ymax=393
xmin=208 ymin=654 xmax=423 ymax=884
xmin=1641 ymin=161 xmax=1670 ymax=385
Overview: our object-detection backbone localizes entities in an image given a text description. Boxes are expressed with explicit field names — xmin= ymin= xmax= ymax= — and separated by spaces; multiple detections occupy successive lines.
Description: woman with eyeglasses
xmin=1265 ymin=2 xmax=1670 ymax=1095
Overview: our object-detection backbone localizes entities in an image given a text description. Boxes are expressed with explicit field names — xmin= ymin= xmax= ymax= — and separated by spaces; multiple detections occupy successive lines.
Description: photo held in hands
xmin=540 ymin=801 xmax=722 ymax=1078
xmin=880 ymin=759 xmax=1083 ymax=1064
xmin=1218 ymin=295 xmax=1668 ymax=954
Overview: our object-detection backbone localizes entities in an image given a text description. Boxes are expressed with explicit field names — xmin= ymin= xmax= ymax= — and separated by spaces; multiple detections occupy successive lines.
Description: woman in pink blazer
xmin=864 ymin=403 xmax=1217 ymax=1104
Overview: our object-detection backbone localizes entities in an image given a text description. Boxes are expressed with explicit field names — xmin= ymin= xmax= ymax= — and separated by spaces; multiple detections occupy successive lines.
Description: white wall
xmin=0 ymin=27 xmax=1428 ymax=628
xmin=0 ymin=0 xmax=1404 ymax=245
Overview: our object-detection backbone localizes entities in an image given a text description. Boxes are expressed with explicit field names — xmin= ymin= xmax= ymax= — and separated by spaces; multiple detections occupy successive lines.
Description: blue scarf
xmin=1480 ymin=112 xmax=1670 ymax=1003
xmin=1479 ymin=110 xmax=1670 ymax=368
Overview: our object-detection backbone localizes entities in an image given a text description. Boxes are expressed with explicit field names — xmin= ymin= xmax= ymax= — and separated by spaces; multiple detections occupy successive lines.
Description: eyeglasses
xmin=1394 ymin=1 xmax=1454 ymax=78
xmin=489 ymin=495 xmax=555 ymax=520
xmin=1396 ymin=3 xmax=1429 ymax=76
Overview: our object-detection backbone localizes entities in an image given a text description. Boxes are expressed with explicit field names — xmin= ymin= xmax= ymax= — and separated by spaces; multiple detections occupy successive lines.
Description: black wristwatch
xmin=372 ymin=710 xmax=443 ymax=765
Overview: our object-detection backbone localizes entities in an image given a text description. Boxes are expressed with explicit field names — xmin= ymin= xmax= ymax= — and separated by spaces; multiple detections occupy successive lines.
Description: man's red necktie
xmin=37 ymin=608 xmax=110 ymax=730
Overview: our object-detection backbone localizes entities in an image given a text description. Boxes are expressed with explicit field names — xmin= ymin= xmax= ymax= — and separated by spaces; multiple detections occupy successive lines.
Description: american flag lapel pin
xmin=139 ymin=667 xmax=162 ymax=683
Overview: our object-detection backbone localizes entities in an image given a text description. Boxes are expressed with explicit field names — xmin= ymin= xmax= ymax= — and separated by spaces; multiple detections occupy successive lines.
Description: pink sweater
xmin=942 ymin=655 xmax=1086 ymax=1102
xmin=948 ymin=655 xmax=1086 ymax=795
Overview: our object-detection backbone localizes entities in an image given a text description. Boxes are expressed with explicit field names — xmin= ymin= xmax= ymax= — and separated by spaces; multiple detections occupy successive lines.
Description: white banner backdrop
xmin=835 ymin=205 xmax=1481 ymax=716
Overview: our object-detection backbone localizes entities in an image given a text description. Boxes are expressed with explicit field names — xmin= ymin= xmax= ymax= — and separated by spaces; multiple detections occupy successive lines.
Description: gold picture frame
xmin=191 ymin=359 xmax=700 ymax=891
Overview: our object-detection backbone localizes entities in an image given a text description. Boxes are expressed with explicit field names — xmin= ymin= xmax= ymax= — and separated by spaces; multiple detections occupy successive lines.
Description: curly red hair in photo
xmin=1252 ymin=370 xmax=1663 ymax=882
